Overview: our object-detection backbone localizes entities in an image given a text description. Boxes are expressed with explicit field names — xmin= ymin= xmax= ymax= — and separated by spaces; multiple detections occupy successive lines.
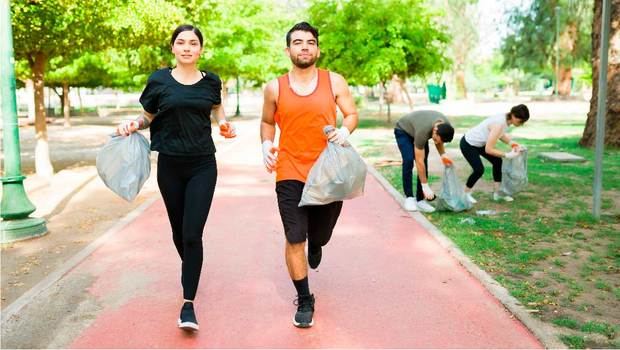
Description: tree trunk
xmin=455 ymin=69 xmax=467 ymax=99
xmin=77 ymin=87 xmax=83 ymax=113
xmin=398 ymin=78 xmax=413 ymax=110
xmin=580 ymin=0 xmax=620 ymax=147
xmin=558 ymin=66 xmax=572 ymax=96
xmin=26 ymin=79 xmax=36 ymax=124
xmin=30 ymin=52 xmax=54 ymax=178
xmin=378 ymin=82 xmax=384 ymax=116
xmin=62 ymin=82 xmax=71 ymax=127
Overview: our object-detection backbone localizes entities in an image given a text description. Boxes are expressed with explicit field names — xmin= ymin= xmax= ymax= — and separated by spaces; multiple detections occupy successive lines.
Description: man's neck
xmin=290 ymin=66 xmax=318 ymax=83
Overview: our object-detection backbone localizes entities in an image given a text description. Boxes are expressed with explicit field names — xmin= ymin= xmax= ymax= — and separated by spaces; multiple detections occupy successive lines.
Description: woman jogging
xmin=460 ymin=104 xmax=529 ymax=203
xmin=116 ymin=24 xmax=235 ymax=332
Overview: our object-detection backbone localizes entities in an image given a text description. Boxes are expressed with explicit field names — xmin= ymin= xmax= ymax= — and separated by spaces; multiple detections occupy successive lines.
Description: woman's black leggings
xmin=157 ymin=153 xmax=217 ymax=300
xmin=459 ymin=136 xmax=502 ymax=188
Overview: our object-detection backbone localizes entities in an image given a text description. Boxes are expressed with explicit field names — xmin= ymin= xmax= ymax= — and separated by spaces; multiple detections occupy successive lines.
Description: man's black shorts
xmin=276 ymin=180 xmax=343 ymax=245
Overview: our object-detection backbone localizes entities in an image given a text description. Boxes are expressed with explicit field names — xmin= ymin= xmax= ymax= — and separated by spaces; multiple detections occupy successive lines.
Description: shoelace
xmin=293 ymin=296 xmax=313 ymax=312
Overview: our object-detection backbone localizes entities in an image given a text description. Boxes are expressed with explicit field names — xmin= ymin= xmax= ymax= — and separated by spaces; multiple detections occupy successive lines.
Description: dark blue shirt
xmin=139 ymin=68 xmax=222 ymax=156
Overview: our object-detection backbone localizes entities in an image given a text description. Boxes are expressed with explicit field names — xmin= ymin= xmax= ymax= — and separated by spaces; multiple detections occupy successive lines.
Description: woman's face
xmin=171 ymin=31 xmax=203 ymax=65
xmin=510 ymin=115 xmax=526 ymax=127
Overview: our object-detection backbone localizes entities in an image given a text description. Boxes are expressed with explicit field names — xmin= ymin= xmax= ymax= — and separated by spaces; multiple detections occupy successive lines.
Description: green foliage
xmin=11 ymin=0 xmax=117 ymax=61
xmin=501 ymin=0 xmax=592 ymax=76
xmin=203 ymin=0 xmax=290 ymax=84
xmin=308 ymin=0 xmax=450 ymax=86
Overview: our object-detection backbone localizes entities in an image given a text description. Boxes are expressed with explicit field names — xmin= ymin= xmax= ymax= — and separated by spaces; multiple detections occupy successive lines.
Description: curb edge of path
xmin=366 ymin=165 xmax=566 ymax=350
xmin=1 ymin=195 xmax=159 ymax=325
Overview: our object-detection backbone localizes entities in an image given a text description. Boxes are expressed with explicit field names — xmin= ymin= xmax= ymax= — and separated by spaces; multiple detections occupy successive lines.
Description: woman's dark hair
xmin=286 ymin=22 xmax=319 ymax=47
xmin=508 ymin=104 xmax=530 ymax=122
xmin=170 ymin=24 xmax=203 ymax=47
xmin=436 ymin=123 xmax=455 ymax=143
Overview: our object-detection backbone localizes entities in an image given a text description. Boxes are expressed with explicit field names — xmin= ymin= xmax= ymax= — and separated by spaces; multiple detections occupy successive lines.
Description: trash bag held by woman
xmin=96 ymin=132 xmax=151 ymax=202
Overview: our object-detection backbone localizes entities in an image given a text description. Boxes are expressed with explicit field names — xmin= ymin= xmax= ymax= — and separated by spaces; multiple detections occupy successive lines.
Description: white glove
xmin=421 ymin=183 xmax=435 ymax=200
xmin=262 ymin=140 xmax=278 ymax=173
xmin=504 ymin=149 xmax=520 ymax=159
xmin=116 ymin=120 xmax=139 ymax=136
xmin=327 ymin=126 xmax=350 ymax=145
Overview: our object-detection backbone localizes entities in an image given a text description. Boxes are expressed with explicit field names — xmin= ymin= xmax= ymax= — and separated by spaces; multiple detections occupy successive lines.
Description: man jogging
xmin=260 ymin=22 xmax=358 ymax=328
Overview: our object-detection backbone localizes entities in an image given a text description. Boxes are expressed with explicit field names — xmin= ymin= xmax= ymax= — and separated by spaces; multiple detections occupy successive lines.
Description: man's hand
xmin=219 ymin=120 xmax=236 ymax=138
xmin=262 ymin=140 xmax=279 ymax=173
xmin=421 ymin=183 xmax=435 ymax=200
xmin=327 ymin=126 xmax=350 ymax=145
xmin=441 ymin=154 xmax=453 ymax=167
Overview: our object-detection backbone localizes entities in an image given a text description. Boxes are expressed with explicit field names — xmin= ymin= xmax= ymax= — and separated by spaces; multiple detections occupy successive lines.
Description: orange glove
xmin=441 ymin=154 xmax=453 ymax=167
xmin=510 ymin=141 xmax=520 ymax=150
xmin=218 ymin=121 xmax=236 ymax=138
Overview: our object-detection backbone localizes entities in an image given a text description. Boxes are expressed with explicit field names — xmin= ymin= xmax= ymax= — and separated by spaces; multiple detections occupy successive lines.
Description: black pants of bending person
xmin=157 ymin=153 xmax=217 ymax=301
xmin=459 ymin=136 xmax=502 ymax=188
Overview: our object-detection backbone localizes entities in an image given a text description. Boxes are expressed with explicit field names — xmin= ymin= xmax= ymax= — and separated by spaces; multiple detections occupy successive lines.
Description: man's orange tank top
xmin=275 ymin=69 xmax=337 ymax=183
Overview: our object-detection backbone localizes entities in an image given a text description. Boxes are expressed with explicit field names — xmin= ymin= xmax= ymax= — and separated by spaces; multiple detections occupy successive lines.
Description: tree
xmin=308 ymin=0 xmax=450 ymax=121
xmin=440 ymin=0 xmax=479 ymax=99
xmin=203 ymin=0 xmax=290 ymax=115
xmin=11 ymin=0 xmax=118 ymax=177
xmin=580 ymin=0 xmax=619 ymax=147
xmin=501 ymin=0 xmax=592 ymax=96
xmin=11 ymin=0 xmax=183 ymax=177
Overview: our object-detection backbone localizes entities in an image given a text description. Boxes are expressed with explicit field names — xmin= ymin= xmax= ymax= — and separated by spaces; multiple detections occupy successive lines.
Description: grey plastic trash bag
xmin=436 ymin=166 xmax=473 ymax=212
xmin=499 ymin=148 xmax=528 ymax=196
xmin=299 ymin=126 xmax=367 ymax=206
xmin=96 ymin=132 xmax=151 ymax=202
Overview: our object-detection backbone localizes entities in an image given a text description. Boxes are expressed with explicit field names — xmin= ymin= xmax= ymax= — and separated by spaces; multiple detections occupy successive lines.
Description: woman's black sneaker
xmin=293 ymin=294 xmax=315 ymax=328
xmin=178 ymin=302 xmax=199 ymax=331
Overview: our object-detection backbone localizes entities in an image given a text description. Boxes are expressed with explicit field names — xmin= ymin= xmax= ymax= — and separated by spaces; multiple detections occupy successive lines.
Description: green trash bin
xmin=427 ymin=84 xmax=441 ymax=104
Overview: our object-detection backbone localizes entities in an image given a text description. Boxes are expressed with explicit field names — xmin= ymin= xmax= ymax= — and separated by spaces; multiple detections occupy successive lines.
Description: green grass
xmin=553 ymin=316 xmax=580 ymax=330
xmin=559 ymin=335 xmax=585 ymax=349
xmin=580 ymin=321 xmax=617 ymax=338
xmin=354 ymin=112 xmax=620 ymax=349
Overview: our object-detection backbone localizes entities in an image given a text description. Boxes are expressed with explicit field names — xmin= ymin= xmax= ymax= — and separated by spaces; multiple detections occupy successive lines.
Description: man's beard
xmin=291 ymin=55 xmax=317 ymax=69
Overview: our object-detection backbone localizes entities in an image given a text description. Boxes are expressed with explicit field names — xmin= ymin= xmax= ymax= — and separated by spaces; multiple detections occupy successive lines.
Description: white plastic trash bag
xmin=436 ymin=166 xmax=473 ymax=212
xmin=499 ymin=148 xmax=528 ymax=196
xmin=299 ymin=126 xmax=367 ymax=206
xmin=96 ymin=132 xmax=151 ymax=202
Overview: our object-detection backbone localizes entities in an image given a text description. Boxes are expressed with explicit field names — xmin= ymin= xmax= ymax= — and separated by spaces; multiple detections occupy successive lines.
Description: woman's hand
xmin=116 ymin=120 xmax=139 ymax=136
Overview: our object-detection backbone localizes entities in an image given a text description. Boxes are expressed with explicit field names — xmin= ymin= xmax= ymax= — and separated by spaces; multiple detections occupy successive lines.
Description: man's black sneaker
xmin=178 ymin=302 xmax=199 ymax=331
xmin=308 ymin=244 xmax=322 ymax=269
xmin=293 ymin=294 xmax=315 ymax=328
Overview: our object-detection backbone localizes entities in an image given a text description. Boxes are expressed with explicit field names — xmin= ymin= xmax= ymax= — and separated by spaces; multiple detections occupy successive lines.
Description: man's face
xmin=432 ymin=130 xmax=443 ymax=145
xmin=286 ymin=30 xmax=320 ymax=69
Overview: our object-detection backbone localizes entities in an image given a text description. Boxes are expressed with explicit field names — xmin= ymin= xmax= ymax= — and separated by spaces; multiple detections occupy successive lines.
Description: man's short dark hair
xmin=510 ymin=104 xmax=530 ymax=122
xmin=437 ymin=123 xmax=454 ymax=143
xmin=286 ymin=22 xmax=319 ymax=47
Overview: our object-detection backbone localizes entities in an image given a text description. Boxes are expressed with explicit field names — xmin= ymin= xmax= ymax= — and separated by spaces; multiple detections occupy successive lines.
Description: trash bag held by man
xmin=436 ymin=166 xmax=473 ymax=212
xmin=96 ymin=132 xmax=151 ymax=202
xmin=499 ymin=148 xmax=528 ymax=196
xmin=299 ymin=126 xmax=367 ymax=206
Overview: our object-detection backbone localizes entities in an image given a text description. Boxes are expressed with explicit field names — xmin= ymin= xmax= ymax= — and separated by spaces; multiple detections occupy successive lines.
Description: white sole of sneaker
xmin=178 ymin=319 xmax=199 ymax=331
xmin=292 ymin=317 xmax=314 ymax=328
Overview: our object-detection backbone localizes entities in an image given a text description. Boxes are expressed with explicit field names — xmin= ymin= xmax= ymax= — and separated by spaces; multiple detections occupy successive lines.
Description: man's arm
xmin=328 ymin=72 xmax=358 ymax=144
xmin=260 ymin=80 xmax=279 ymax=172
xmin=261 ymin=80 xmax=278 ymax=142
xmin=414 ymin=146 xmax=428 ymax=183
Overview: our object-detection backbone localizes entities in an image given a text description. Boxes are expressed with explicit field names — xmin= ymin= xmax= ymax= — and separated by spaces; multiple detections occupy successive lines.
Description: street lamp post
xmin=0 ymin=0 xmax=47 ymax=242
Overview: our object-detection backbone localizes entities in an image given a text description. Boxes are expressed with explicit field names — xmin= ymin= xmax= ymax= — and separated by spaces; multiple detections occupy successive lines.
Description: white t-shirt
xmin=464 ymin=114 xmax=509 ymax=147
